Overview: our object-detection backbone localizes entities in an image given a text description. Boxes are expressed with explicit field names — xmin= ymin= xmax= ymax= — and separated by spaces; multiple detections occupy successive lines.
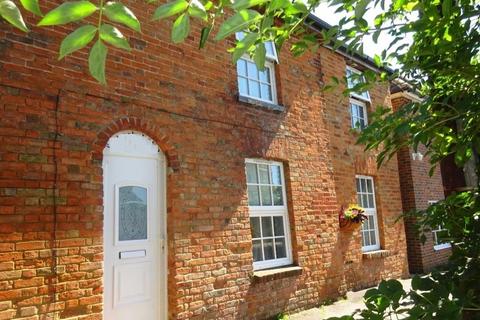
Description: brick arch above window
xmin=92 ymin=117 xmax=180 ymax=171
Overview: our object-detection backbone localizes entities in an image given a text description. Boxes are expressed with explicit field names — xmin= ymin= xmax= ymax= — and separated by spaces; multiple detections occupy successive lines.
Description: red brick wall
xmin=320 ymin=51 xmax=409 ymax=290
xmin=392 ymin=96 xmax=450 ymax=274
xmin=0 ymin=2 xmax=407 ymax=318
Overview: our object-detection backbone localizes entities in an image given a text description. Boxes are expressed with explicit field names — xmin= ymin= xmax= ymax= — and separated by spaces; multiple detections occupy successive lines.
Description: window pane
xmin=370 ymin=231 xmax=377 ymax=245
xmin=263 ymin=239 xmax=274 ymax=260
xmin=237 ymin=59 xmax=247 ymax=76
xmin=258 ymin=164 xmax=270 ymax=184
xmin=238 ymin=77 xmax=248 ymax=96
xmin=265 ymin=41 xmax=276 ymax=58
xmin=356 ymin=179 xmax=361 ymax=192
xmin=346 ymin=69 xmax=354 ymax=88
xmin=247 ymin=61 xmax=258 ymax=78
xmin=352 ymin=117 xmax=358 ymax=129
xmin=360 ymin=179 xmax=366 ymax=192
xmin=252 ymin=239 xmax=263 ymax=262
xmin=261 ymin=216 xmax=273 ymax=237
xmin=260 ymin=84 xmax=272 ymax=101
xmin=357 ymin=194 xmax=362 ymax=206
xmin=363 ymin=230 xmax=371 ymax=246
xmin=351 ymin=104 xmax=358 ymax=118
xmin=259 ymin=68 xmax=270 ymax=83
xmin=119 ymin=186 xmax=148 ymax=241
xmin=272 ymin=186 xmax=283 ymax=205
xmin=250 ymin=217 xmax=261 ymax=238
xmin=359 ymin=118 xmax=366 ymax=129
xmin=273 ymin=216 xmax=285 ymax=236
xmin=270 ymin=165 xmax=282 ymax=185
xmin=362 ymin=194 xmax=368 ymax=208
xmin=358 ymin=105 xmax=365 ymax=119
xmin=275 ymin=238 xmax=286 ymax=258
xmin=248 ymin=80 xmax=260 ymax=98
xmin=260 ymin=186 xmax=272 ymax=206
xmin=247 ymin=185 xmax=260 ymax=206
xmin=366 ymin=179 xmax=373 ymax=193
xmin=246 ymin=162 xmax=258 ymax=184
xmin=360 ymin=91 xmax=370 ymax=100
xmin=368 ymin=194 xmax=374 ymax=208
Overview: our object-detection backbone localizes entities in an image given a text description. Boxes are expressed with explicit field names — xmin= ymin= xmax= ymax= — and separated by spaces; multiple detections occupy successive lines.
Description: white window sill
xmin=434 ymin=243 xmax=451 ymax=251
xmin=362 ymin=249 xmax=391 ymax=259
xmin=252 ymin=265 xmax=302 ymax=283
xmin=238 ymin=95 xmax=285 ymax=112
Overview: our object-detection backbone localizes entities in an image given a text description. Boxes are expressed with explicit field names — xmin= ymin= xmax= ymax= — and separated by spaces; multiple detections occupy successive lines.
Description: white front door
xmin=103 ymin=132 xmax=166 ymax=320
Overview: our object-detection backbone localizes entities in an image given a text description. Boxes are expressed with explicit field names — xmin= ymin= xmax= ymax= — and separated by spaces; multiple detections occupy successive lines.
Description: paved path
xmin=290 ymin=278 xmax=412 ymax=320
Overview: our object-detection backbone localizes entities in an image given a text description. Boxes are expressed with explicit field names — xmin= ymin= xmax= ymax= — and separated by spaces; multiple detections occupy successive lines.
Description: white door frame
xmin=102 ymin=131 xmax=168 ymax=320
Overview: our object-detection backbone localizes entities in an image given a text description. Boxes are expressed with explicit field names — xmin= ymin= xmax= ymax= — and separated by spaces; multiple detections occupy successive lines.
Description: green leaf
xmin=0 ymin=0 xmax=28 ymax=32
xmin=152 ymin=0 xmax=188 ymax=20
xmin=411 ymin=275 xmax=435 ymax=291
xmin=88 ymin=40 xmax=108 ymax=85
xmin=354 ymin=0 xmax=369 ymax=19
xmin=38 ymin=1 xmax=98 ymax=26
xmin=171 ymin=13 xmax=190 ymax=43
xmin=373 ymin=54 xmax=382 ymax=66
xmin=188 ymin=0 xmax=207 ymax=21
xmin=442 ymin=0 xmax=451 ymax=17
xmin=231 ymin=0 xmax=269 ymax=11
xmin=372 ymin=29 xmax=381 ymax=43
xmin=443 ymin=27 xmax=452 ymax=42
xmin=103 ymin=2 xmax=140 ymax=32
xmin=268 ymin=0 xmax=289 ymax=10
xmin=59 ymin=24 xmax=97 ymax=59
xmin=232 ymin=32 xmax=257 ymax=63
xmin=214 ymin=9 xmax=261 ymax=40
xmin=100 ymin=24 xmax=131 ymax=50
xmin=199 ymin=25 xmax=212 ymax=49
xmin=284 ymin=1 xmax=307 ymax=15
xmin=393 ymin=0 xmax=406 ymax=10
xmin=253 ymin=42 xmax=266 ymax=70
xmin=20 ymin=0 xmax=43 ymax=16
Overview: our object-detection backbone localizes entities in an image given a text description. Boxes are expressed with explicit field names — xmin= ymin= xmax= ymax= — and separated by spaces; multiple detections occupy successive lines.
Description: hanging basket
xmin=339 ymin=218 xmax=362 ymax=232
xmin=339 ymin=204 xmax=367 ymax=232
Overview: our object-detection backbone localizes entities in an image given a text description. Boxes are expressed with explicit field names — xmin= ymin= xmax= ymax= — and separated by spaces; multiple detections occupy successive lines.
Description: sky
xmin=313 ymin=1 xmax=410 ymax=63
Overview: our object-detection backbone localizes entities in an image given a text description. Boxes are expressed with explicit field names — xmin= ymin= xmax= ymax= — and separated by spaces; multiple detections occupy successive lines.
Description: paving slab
xmin=290 ymin=278 xmax=412 ymax=320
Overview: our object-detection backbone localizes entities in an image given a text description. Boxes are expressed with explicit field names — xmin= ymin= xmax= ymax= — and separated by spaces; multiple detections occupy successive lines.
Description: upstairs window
xmin=236 ymin=32 xmax=278 ymax=104
xmin=347 ymin=67 xmax=370 ymax=130
xmin=350 ymin=98 xmax=368 ymax=130
xmin=245 ymin=159 xmax=292 ymax=270
xmin=346 ymin=66 xmax=370 ymax=102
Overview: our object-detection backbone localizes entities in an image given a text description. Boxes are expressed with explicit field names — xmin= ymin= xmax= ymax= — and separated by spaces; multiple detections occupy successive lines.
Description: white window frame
xmin=350 ymin=97 xmax=368 ymax=130
xmin=246 ymin=159 xmax=293 ymax=270
xmin=237 ymin=56 xmax=278 ymax=104
xmin=356 ymin=175 xmax=381 ymax=252
xmin=236 ymin=32 xmax=278 ymax=104
xmin=346 ymin=66 xmax=371 ymax=102
xmin=428 ymin=200 xmax=451 ymax=251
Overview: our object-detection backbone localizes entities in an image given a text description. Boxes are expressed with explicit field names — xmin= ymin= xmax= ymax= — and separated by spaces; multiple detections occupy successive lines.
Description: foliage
xmin=276 ymin=312 xmax=289 ymax=320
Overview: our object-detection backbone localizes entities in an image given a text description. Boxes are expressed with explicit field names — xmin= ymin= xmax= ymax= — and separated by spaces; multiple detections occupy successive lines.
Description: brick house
xmin=391 ymin=89 xmax=451 ymax=274
xmin=0 ymin=5 xmax=409 ymax=320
